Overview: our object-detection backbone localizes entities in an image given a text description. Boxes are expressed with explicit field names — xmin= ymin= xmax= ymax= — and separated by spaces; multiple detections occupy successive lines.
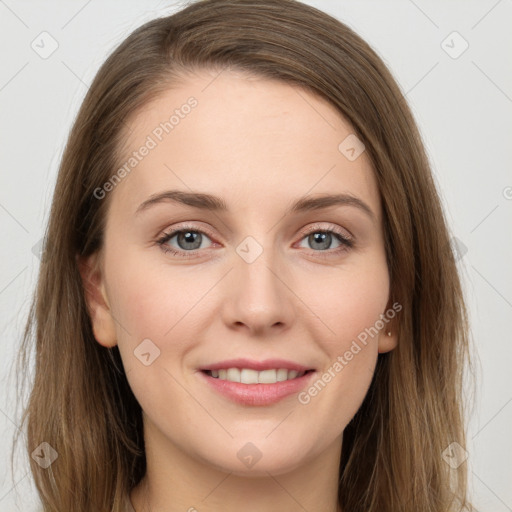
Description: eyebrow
xmin=135 ymin=190 xmax=376 ymax=223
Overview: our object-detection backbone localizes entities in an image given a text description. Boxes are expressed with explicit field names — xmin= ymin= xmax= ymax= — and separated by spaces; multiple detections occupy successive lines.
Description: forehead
xmin=110 ymin=70 xmax=381 ymax=222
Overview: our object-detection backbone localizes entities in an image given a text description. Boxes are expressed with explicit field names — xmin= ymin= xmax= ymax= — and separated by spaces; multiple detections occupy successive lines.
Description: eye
xmin=156 ymin=223 xmax=354 ymax=259
xmin=296 ymin=224 xmax=354 ymax=258
xmin=157 ymin=225 xmax=215 ymax=258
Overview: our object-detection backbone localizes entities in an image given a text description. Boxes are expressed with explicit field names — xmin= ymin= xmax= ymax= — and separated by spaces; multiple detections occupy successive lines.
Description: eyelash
xmin=156 ymin=223 xmax=354 ymax=260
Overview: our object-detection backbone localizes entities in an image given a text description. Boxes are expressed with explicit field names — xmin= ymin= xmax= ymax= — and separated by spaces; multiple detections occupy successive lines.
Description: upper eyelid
xmin=160 ymin=224 xmax=216 ymax=241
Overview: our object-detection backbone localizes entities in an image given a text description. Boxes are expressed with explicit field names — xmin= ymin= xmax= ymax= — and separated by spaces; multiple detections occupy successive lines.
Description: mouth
xmin=198 ymin=359 xmax=317 ymax=406
xmin=201 ymin=368 xmax=315 ymax=384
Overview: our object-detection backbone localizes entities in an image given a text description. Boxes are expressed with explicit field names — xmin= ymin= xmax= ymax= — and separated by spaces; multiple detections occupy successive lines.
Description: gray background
xmin=1 ymin=1 xmax=511 ymax=510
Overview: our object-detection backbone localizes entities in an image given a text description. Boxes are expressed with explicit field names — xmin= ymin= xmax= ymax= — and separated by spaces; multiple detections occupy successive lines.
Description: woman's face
xmin=83 ymin=70 xmax=397 ymax=476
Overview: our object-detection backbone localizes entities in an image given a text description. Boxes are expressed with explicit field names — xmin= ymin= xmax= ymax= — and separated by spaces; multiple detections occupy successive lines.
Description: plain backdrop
xmin=1 ymin=1 xmax=511 ymax=510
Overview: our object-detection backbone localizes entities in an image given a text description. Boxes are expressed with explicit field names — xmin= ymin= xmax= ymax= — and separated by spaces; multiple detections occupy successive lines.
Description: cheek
xmin=305 ymin=261 xmax=389 ymax=349
xmin=297 ymin=281 xmax=384 ymax=438
xmin=107 ymin=260 xmax=196 ymax=418
xmin=106 ymin=246 xmax=199 ymax=344
xmin=297 ymin=260 xmax=387 ymax=411
xmin=109 ymin=271 xmax=169 ymax=341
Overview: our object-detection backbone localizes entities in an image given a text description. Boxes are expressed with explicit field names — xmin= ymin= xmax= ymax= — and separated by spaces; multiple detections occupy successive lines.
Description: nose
xmin=221 ymin=243 xmax=296 ymax=337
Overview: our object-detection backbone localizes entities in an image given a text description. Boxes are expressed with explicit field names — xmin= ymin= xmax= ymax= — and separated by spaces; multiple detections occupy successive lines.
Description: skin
xmin=80 ymin=69 xmax=398 ymax=512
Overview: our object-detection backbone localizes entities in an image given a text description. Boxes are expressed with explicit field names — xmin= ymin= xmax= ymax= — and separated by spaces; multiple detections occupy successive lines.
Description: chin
xmin=202 ymin=442 xmax=311 ymax=477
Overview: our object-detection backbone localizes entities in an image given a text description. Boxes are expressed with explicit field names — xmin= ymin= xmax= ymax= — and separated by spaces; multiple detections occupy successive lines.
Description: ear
xmin=377 ymin=300 xmax=399 ymax=354
xmin=378 ymin=326 xmax=398 ymax=353
xmin=77 ymin=252 xmax=117 ymax=348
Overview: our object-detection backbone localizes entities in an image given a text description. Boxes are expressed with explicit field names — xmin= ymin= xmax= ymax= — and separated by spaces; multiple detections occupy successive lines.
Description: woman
xmin=15 ymin=0 xmax=474 ymax=510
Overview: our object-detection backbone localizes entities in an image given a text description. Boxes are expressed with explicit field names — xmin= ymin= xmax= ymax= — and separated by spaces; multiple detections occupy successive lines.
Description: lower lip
xmin=198 ymin=370 xmax=316 ymax=406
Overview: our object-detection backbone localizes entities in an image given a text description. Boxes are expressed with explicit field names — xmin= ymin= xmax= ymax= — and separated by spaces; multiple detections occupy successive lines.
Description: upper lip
xmin=200 ymin=358 xmax=315 ymax=372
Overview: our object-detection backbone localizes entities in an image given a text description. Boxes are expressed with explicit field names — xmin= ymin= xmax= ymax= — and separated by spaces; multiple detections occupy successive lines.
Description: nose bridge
xmin=224 ymin=234 xmax=295 ymax=333
xmin=236 ymin=236 xmax=284 ymax=308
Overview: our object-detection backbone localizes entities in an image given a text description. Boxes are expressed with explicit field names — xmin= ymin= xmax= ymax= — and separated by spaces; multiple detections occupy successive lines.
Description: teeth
xmin=241 ymin=368 xmax=258 ymax=384
xmin=207 ymin=368 xmax=307 ymax=384
xmin=276 ymin=368 xmax=288 ymax=381
xmin=227 ymin=368 xmax=241 ymax=382
xmin=258 ymin=369 xmax=277 ymax=384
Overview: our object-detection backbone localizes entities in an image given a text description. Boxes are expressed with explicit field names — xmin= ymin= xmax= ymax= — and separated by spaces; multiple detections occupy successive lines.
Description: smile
xmin=199 ymin=369 xmax=316 ymax=406
xmin=204 ymin=368 xmax=311 ymax=384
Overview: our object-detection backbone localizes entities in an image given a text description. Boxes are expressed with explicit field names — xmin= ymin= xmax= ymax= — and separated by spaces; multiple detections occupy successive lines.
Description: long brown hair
xmin=14 ymin=0 xmax=474 ymax=510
